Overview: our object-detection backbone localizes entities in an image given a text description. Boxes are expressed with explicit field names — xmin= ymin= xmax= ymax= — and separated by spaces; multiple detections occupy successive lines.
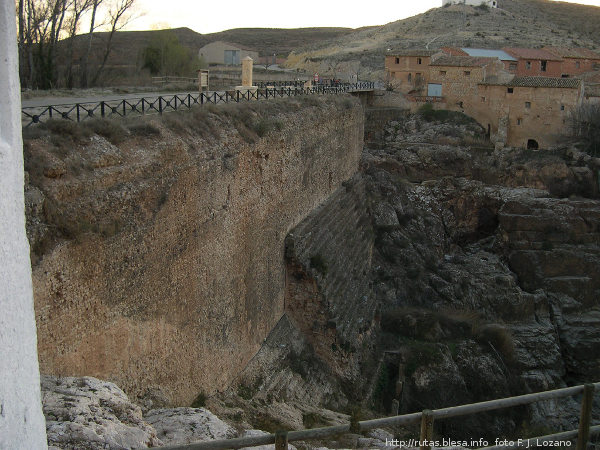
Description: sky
xmin=125 ymin=0 xmax=600 ymax=34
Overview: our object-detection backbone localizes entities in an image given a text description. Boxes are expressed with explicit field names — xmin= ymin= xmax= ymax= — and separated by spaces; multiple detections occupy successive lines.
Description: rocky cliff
xmin=24 ymin=96 xmax=364 ymax=407
xmin=359 ymin=110 xmax=600 ymax=437
xmin=26 ymin=99 xmax=600 ymax=447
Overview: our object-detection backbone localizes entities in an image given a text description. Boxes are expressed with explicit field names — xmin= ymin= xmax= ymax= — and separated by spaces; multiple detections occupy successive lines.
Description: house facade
xmin=503 ymin=48 xmax=563 ymax=77
xmin=427 ymin=55 xmax=508 ymax=109
xmin=199 ymin=41 xmax=259 ymax=66
xmin=543 ymin=47 xmax=600 ymax=76
xmin=475 ymin=77 xmax=583 ymax=149
xmin=385 ymin=50 xmax=439 ymax=94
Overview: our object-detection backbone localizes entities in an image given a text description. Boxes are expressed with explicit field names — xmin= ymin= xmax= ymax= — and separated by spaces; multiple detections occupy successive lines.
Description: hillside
xmin=66 ymin=26 xmax=356 ymax=69
xmin=283 ymin=0 xmax=600 ymax=80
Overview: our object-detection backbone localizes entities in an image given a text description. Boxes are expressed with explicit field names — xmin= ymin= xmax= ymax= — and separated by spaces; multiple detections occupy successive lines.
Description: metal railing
xmin=255 ymin=80 xmax=307 ymax=88
xmin=152 ymin=76 xmax=198 ymax=85
xmin=160 ymin=382 xmax=598 ymax=450
xmin=21 ymin=82 xmax=375 ymax=128
xmin=410 ymin=95 xmax=444 ymax=103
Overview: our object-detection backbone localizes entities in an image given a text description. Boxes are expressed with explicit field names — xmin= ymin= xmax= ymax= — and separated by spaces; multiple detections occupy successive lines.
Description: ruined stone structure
xmin=29 ymin=98 xmax=364 ymax=406
xmin=442 ymin=0 xmax=498 ymax=7
xmin=0 ymin=0 xmax=47 ymax=446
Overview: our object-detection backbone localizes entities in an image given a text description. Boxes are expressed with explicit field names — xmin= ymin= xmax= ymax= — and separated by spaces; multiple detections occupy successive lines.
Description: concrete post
xmin=0 ymin=0 xmax=48 ymax=447
xmin=242 ymin=56 xmax=253 ymax=87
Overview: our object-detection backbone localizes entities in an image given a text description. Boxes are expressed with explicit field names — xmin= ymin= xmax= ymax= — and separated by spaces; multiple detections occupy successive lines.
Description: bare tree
xmin=91 ymin=0 xmax=137 ymax=86
xmin=570 ymin=103 xmax=600 ymax=156
xmin=16 ymin=0 xmax=136 ymax=89
xmin=79 ymin=0 xmax=103 ymax=87
xmin=64 ymin=0 xmax=94 ymax=88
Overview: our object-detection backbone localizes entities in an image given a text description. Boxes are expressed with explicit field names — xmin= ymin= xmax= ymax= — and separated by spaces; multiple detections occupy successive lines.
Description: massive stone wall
xmin=27 ymin=97 xmax=363 ymax=406
xmin=284 ymin=175 xmax=378 ymax=387
xmin=0 ymin=0 xmax=48 ymax=446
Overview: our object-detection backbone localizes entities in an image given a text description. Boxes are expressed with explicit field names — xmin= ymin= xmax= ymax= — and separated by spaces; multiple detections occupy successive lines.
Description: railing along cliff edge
xmin=21 ymin=82 xmax=375 ymax=128
xmin=159 ymin=382 xmax=599 ymax=450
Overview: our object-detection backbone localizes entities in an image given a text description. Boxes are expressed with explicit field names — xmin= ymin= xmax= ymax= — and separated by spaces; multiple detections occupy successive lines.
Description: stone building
xmin=427 ymin=55 xmax=509 ymax=107
xmin=385 ymin=48 xmax=589 ymax=149
xmin=543 ymin=47 xmax=600 ymax=76
xmin=503 ymin=48 xmax=564 ymax=77
xmin=199 ymin=41 xmax=259 ymax=66
xmin=385 ymin=49 xmax=440 ymax=94
xmin=442 ymin=0 xmax=498 ymax=7
xmin=475 ymin=77 xmax=583 ymax=149
xmin=442 ymin=47 xmax=518 ymax=72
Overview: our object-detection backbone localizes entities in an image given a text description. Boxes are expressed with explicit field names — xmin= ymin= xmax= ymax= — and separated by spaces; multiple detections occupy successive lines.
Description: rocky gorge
xmin=25 ymin=99 xmax=600 ymax=448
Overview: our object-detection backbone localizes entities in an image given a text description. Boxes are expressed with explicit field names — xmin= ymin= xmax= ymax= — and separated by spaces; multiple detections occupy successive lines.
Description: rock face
xmin=356 ymin=109 xmax=600 ymax=437
xmin=284 ymin=175 xmax=378 ymax=389
xmin=145 ymin=408 xmax=236 ymax=446
xmin=42 ymin=375 xmax=161 ymax=449
xmin=42 ymin=374 xmax=293 ymax=449
xmin=25 ymin=97 xmax=364 ymax=406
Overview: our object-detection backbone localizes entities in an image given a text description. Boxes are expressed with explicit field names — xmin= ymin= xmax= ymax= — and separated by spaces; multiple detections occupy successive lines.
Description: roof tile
xmin=503 ymin=47 xmax=562 ymax=61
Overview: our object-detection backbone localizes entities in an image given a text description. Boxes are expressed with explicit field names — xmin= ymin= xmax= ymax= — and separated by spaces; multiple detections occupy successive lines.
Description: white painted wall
xmin=0 ymin=0 xmax=48 ymax=447
xmin=442 ymin=0 xmax=498 ymax=7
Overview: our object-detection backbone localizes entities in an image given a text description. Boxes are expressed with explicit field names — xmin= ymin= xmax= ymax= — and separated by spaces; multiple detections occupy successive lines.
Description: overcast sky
xmin=125 ymin=0 xmax=600 ymax=34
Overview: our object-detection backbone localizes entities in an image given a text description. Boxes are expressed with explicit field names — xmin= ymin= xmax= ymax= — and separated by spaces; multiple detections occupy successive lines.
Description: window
xmin=408 ymin=73 xmax=412 ymax=82
xmin=562 ymin=74 xmax=569 ymax=78
xmin=525 ymin=102 xmax=531 ymax=109
xmin=561 ymin=104 xmax=565 ymax=111
xmin=509 ymin=63 xmax=517 ymax=72
xmin=418 ymin=57 xmax=422 ymax=64
xmin=481 ymin=96 xmax=486 ymax=102
xmin=464 ymin=71 xmax=471 ymax=76
xmin=526 ymin=61 xmax=531 ymax=70
xmin=440 ymin=70 xmax=446 ymax=76
xmin=395 ymin=57 xmax=400 ymax=64
xmin=507 ymin=87 xmax=514 ymax=93
xmin=576 ymin=61 xmax=581 ymax=69
xmin=517 ymin=118 xmax=523 ymax=125
xmin=541 ymin=60 xmax=547 ymax=72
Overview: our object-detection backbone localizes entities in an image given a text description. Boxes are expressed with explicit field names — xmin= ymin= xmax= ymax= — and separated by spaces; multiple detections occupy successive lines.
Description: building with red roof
xmin=502 ymin=48 xmax=563 ymax=77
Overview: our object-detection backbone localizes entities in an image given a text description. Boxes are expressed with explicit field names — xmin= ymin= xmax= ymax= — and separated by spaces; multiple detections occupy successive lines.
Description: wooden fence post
xmin=576 ymin=384 xmax=595 ymax=450
xmin=420 ymin=410 xmax=434 ymax=450
xmin=275 ymin=430 xmax=288 ymax=450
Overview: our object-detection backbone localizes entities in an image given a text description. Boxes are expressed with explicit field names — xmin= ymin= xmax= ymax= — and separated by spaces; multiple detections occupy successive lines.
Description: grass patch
xmin=127 ymin=122 xmax=161 ymax=137
xmin=250 ymin=414 xmax=286 ymax=434
xmin=237 ymin=378 xmax=262 ymax=401
xmin=253 ymin=117 xmax=284 ymax=137
xmin=417 ymin=103 xmax=479 ymax=126
xmin=302 ymin=412 xmax=331 ymax=429
xmin=404 ymin=342 xmax=444 ymax=377
xmin=191 ymin=391 xmax=207 ymax=408
xmin=83 ymin=118 xmax=127 ymax=144
xmin=309 ymin=254 xmax=328 ymax=276
xmin=473 ymin=323 xmax=516 ymax=363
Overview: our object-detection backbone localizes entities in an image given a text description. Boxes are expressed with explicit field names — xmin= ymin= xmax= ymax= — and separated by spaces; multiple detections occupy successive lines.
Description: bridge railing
xmin=21 ymin=82 xmax=375 ymax=128
xmin=159 ymin=382 xmax=599 ymax=450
